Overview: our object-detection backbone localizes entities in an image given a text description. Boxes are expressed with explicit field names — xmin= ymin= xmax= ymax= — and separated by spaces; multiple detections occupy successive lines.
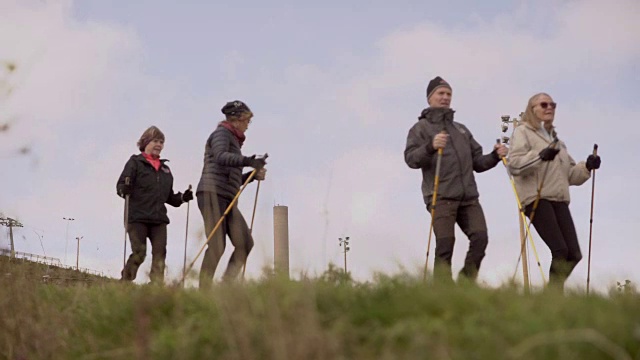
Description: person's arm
xmin=468 ymin=128 xmax=500 ymax=172
xmin=567 ymin=152 xmax=591 ymax=186
xmin=210 ymin=130 xmax=248 ymax=167
xmin=116 ymin=157 xmax=137 ymax=198
xmin=404 ymin=122 xmax=436 ymax=169
xmin=507 ymin=127 xmax=543 ymax=176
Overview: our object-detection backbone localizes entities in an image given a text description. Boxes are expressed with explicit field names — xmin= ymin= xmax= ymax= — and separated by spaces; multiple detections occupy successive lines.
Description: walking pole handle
xmin=255 ymin=153 xmax=269 ymax=180
xmin=592 ymin=144 xmax=598 ymax=156
xmin=432 ymin=130 xmax=448 ymax=151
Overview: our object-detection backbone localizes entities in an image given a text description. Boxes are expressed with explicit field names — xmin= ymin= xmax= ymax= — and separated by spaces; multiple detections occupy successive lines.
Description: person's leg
xmin=552 ymin=201 xmax=582 ymax=280
xmin=148 ymin=223 xmax=168 ymax=284
xmin=197 ymin=191 xmax=228 ymax=289
xmin=430 ymin=200 xmax=459 ymax=284
xmin=525 ymin=200 xmax=569 ymax=289
xmin=121 ymin=223 xmax=148 ymax=281
xmin=222 ymin=204 xmax=254 ymax=281
xmin=456 ymin=199 xmax=489 ymax=281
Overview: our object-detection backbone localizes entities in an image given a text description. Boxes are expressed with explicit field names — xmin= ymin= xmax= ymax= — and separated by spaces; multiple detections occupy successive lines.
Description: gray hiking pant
xmin=197 ymin=190 xmax=254 ymax=289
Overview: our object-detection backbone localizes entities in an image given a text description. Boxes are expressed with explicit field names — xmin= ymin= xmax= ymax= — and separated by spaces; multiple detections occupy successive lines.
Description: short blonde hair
xmin=137 ymin=126 xmax=165 ymax=151
xmin=522 ymin=92 xmax=553 ymax=129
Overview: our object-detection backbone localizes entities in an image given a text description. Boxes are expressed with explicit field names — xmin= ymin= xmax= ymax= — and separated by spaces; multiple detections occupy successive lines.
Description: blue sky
xmin=1 ymin=0 xmax=639 ymax=292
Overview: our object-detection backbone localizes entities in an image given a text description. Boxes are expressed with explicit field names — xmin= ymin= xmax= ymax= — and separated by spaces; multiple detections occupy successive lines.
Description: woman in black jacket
xmin=116 ymin=126 xmax=193 ymax=284
xmin=196 ymin=100 xmax=266 ymax=289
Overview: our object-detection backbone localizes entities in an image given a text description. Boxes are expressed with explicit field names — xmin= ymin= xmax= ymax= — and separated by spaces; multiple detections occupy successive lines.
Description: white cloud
xmin=337 ymin=0 xmax=640 ymax=130
xmin=0 ymin=0 xmax=142 ymax=160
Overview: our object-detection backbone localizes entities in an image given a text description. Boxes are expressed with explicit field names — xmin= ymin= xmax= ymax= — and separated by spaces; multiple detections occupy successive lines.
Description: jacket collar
xmin=419 ymin=107 xmax=456 ymax=125
xmin=134 ymin=153 xmax=169 ymax=165
xmin=522 ymin=122 xmax=557 ymax=145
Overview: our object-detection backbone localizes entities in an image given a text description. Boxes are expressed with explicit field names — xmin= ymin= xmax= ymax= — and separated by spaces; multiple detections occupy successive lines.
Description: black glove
xmin=119 ymin=183 xmax=133 ymax=197
xmin=586 ymin=154 xmax=601 ymax=171
xmin=539 ymin=147 xmax=560 ymax=161
xmin=243 ymin=155 xmax=267 ymax=169
xmin=182 ymin=188 xmax=193 ymax=202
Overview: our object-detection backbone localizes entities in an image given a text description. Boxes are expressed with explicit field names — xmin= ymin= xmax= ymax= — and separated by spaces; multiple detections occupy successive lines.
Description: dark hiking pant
xmin=197 ymin=190 xmax=254 ymax=289
xmin=121 ymin=222 xmax=167 ymax=284
xmin=525 ymin=200 xmax=582 ymax=289
xmin=428 ymin=199 xmax=489 ymax=283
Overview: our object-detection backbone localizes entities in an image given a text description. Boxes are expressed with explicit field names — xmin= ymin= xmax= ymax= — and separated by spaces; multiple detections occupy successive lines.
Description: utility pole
xmin=339 ymin=236 xmax=350 ymax=274
xmin=76 ymin=236 xmax=83 ymax=270
xmin=0 ymin=217 xmax=23 ymax=258
xmin=63 ymin=217 xmax=75 ymax=265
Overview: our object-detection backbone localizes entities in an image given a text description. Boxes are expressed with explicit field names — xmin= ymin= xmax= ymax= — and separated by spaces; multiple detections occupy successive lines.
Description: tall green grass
xmin=1 ymin=259 xmax=638 ymax=360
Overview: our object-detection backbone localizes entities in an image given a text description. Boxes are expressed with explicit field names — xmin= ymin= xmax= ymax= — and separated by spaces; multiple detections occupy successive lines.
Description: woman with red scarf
xmin=116 ymin=125 xmax=193 ymax=284
xmin=196 ymin=100 xmax=267 ymax=289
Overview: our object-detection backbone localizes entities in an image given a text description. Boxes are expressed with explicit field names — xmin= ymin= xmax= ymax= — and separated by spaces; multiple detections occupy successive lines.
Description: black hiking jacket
xmin=196 ymin=124 xmax=255 ymax=200
xmin=116 ymin=154 xmax=184 ymax=224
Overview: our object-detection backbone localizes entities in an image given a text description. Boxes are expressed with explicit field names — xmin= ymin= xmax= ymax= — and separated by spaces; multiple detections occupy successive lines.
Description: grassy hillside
xmin=1 ymin=261 xmax=638 ymax=360
xmin=0 ymin=255 xmax=115 ymax=286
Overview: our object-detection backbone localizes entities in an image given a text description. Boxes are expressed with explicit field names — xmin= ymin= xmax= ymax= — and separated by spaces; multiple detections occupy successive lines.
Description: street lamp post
xmin=339 ymin=236 xmax=350 ymax=274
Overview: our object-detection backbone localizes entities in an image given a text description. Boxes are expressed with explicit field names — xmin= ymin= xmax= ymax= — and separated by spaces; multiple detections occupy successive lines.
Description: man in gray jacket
xmin=404 ymin=76 xmax=508 ymax=283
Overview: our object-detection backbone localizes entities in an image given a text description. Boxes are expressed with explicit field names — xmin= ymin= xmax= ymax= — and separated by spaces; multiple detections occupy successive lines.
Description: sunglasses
xmin=537 ymin=101 xmax=557 ymax=109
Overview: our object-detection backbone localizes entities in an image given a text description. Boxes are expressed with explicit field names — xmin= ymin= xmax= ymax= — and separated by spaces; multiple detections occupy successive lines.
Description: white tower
xmin=273 ymin=205 xmax=289 ymax=278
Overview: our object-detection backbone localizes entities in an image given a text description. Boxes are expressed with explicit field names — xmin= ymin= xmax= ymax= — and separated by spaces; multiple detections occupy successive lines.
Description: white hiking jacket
xmin=507 ymin=123 xmax=591 ymax=207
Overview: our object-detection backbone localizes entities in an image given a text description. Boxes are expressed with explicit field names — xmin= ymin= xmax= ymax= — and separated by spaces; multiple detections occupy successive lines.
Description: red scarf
xmin=219 ymin=121 xmax=246 ymax=148
xmin=142 ymin=152 xmax=161 ymax=171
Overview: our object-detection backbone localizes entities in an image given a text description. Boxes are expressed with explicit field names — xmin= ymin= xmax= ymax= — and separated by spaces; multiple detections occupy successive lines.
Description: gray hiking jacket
xmin=404 ymin=108 xmax=500 ymax=205
xmin=196 ymin=124 xmax=254 ymax=200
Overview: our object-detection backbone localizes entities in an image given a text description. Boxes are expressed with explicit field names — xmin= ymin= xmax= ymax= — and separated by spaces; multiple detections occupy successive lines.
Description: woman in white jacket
xmin=508 ymin=93 xmax=601 ymax=289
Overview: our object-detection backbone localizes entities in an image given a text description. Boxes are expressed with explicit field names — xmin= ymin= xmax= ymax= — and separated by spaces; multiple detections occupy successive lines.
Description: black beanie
xmin=221 ymin=100 xmax=251 ymax=117
xmin=426 ymin=76 xmax=452 ymax=99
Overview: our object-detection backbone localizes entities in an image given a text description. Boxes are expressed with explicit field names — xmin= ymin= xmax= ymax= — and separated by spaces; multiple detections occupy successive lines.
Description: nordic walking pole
xmin=182 ymin=184 xmax=192 ymax=288
xmin=586 ymin=144 xmax=598 ymax=295
xmin=511 ymin=170 xmax=549 ymax=285
xmin=497 ymin=139 xmax=529 ymax=290
xmin=180 ymin=154 xmax=268 ymax=285
xmin=513 ymin=138 xmax=559 ymax=283
xmin=423 ymin=132 xmax=445 ymax=283
xmin=123 ymin=176 xmax=130 ymax=268
xmin=242 ymin=179 xmax=261 ymax=280
xmin=518 ymin=207 xmax=530 ymax=292
xmin=496 ymin=139 xmax=545 ymax=288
